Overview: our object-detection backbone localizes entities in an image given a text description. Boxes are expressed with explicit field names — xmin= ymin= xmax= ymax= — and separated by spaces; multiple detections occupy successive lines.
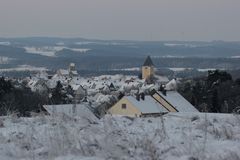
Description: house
xmin=27 ymin=79 xmax=48 ymax=93
xmin=108 ymin=88 xmax=198 ymax=117
xmin=150 ymin=89 xmax=199 ymax=112
xmin=70 ymin=84 xmax=87 ymax=102
xmin=142 ymin=56 xmax=154 ymax=80
xmin=56 ymin=63 xmax=78 ymax=78
xmin=108 ymin=83 xmax=116 ymax=91
xmin=108 ymin=95 xmax=168 ymax=117
xmin=68 ymin=63 xmax=78 ymax=77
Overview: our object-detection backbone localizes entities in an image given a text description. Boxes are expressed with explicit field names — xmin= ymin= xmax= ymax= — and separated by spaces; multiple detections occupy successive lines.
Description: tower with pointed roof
xmin=142 ymin=56 xmax=154 ymax=80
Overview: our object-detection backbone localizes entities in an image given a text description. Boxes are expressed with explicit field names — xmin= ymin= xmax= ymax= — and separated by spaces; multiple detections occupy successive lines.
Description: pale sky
xmin=0 ymin=0 xmax=240 ymax=41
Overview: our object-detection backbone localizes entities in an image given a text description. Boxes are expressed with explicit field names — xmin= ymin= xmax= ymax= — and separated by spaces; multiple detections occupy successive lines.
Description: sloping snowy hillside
xmin=0 ymin=112 xmax=240 ymax=160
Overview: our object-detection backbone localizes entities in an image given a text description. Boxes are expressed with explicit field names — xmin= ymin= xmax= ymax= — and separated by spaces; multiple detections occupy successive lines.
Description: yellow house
xmin=108 ymin=90 xmax=198 ymax=117
xmin=142 ymin=56 xmax=154 ymax=80
xmin=108 ymin=95 xmax=168 ymax=117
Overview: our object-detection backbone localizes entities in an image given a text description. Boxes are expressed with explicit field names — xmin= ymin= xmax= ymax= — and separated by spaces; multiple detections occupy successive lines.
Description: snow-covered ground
xmin=0 ymin=56 xmax=13 ymax=64
xmin=197 ymin=68 xmax=226 ymax=72
xmin=0 ymin=112 xmax=239 ymax=160
xmin=167 ymin=68 xmax=225 ymax=72
xmin=113 ymin=67 xmax=140 ymax=71
xmin=24 ymin=46 xmax=64 ymax=57
xmin=75 ymin=41 xmax=134 ymax=46
xmin=0 ymin=65 xmax=48 ymax=72
xmin=24 ymin=46 xmax=90 ymax=57
xmin=0 ymin=42 xmax=11 ymax=46
xmin=231 ymin=56 xmax=240 ymax=59
xmin=56 ymin=42 xmax=65 ymax=46
xmin=153 ymin=55 xmax=186 ymax=58
xmin=168 ymin=68 xmax=193 ymax=72
xmin=68 ymin=48 xmax=90 ymax=53
xmin=164 ymin=43 xmax=197 ymax=48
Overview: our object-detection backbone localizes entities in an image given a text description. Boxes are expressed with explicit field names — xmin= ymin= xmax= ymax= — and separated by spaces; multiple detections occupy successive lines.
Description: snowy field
xmin=168 ymin=68 xmax=193 ymax=72
xmin=24 ymin=46 xmax=90 ymax=57
xmin=0 ymin=56 xmax=13 ymax=64
xmin=0 ymin=65 xmax=48 ymax=72
xmin=0 ymin=112 xmax=240 ymax=160
xmin=168 ymin=68 xmax=226 ymax=72
xmin=112 ymin=67 xmax=140 ymax=71
xmin=164 ymin=43 xmax=197 ymax=48
xmin=0 ymin=42 xmax=11 ymax=46
xmin=75 ymin=42 xmax=134 ymax=46
xmin=231 ymin=56 xmax=240 ymax=59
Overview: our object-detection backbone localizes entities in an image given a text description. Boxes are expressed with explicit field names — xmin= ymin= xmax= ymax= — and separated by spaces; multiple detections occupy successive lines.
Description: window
xmin=122 ymin=103 xmax=127 ymax=109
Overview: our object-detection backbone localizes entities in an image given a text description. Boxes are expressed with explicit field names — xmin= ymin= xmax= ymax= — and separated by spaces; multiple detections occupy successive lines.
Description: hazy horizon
xmin=0 ymin=0 xmax=240 ymax=41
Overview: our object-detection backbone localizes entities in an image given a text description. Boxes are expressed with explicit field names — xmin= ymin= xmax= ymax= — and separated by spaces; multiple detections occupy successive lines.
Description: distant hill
xmin=1 ymin=37 xmax=240 ymax=76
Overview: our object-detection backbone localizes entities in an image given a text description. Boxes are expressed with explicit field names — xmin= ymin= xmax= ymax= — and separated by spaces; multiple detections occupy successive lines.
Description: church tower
xmin=142 ymin=56 xmax=154 ymax=80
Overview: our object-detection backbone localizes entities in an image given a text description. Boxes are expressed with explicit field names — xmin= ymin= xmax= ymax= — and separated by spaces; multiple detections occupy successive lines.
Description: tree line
xmin=0 ymin=78 xmax=73 ymax=116
xmin=178 ymin=70 xmax=240 ymax=113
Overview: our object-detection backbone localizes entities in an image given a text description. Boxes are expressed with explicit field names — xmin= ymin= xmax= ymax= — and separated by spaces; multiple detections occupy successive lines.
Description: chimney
xmin=162 ymin=89 xmax=167 ymax=96
xmin=159 ymin=84 xmax=164 ymax=91
xmin=140 ymin=93 xmax=145 ymax=100
xmin=150 ymin=89 xmax=157 ymax=96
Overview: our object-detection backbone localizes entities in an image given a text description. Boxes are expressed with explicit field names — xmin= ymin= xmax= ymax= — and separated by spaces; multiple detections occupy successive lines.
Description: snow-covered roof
xmin=58 ymin=69 xmax=69 ymax=75
xmin=71 ymin=70 xmax=78 ymax=75
xmin=126 ymin=96 xmax=168 ymax=114
xmin=43 ymin=104 xmax=97 ymax=121
xmin=46 ymin=79 xmax=58 ymax=89
xmin=165 ymin=79 xmax=177 ymax=91
xmin=69 ymin=63 xmax=75 ymax=67
xmin=155 ymin=75 xmax=169 ymax=83
xmin=157 ymin=91 xmax=199 ymax=112
xmin=70 ymin=84 xmax=82 ymax=91
xmin=96 ymin=94 xmax=112 ymax=103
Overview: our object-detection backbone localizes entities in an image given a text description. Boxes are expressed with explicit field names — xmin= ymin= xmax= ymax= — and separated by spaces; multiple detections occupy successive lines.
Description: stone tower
xmin=69 ymin=63 xmax=76 ymax=72
xmin=142 ymin=56 xmax=154 ymax=80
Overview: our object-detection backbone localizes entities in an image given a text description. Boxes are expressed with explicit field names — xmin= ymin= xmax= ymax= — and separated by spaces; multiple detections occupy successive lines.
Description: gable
xmin=108 ymin=97 xmax=142 ymax=116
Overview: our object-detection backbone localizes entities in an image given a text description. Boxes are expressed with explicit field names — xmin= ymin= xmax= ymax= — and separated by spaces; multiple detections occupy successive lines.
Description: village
xmin=18 ymin=56 xmax=198 ymax=118
xmin=1 ymin=57 xmax=240 ymax=160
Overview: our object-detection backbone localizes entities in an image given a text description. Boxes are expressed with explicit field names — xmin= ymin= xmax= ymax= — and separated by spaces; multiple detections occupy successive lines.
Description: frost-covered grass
xmin=0 ymin=112 xmax=240 ymax=160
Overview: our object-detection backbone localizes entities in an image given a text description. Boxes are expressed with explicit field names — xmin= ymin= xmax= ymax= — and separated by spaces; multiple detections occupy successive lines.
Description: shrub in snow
xmin=208 ymin=125 xmax=234 ymax=140
xmin=191 ymin=115 xmax=200 ymax=122
xmin=0 ymin=118 xmax=4 ymax=128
